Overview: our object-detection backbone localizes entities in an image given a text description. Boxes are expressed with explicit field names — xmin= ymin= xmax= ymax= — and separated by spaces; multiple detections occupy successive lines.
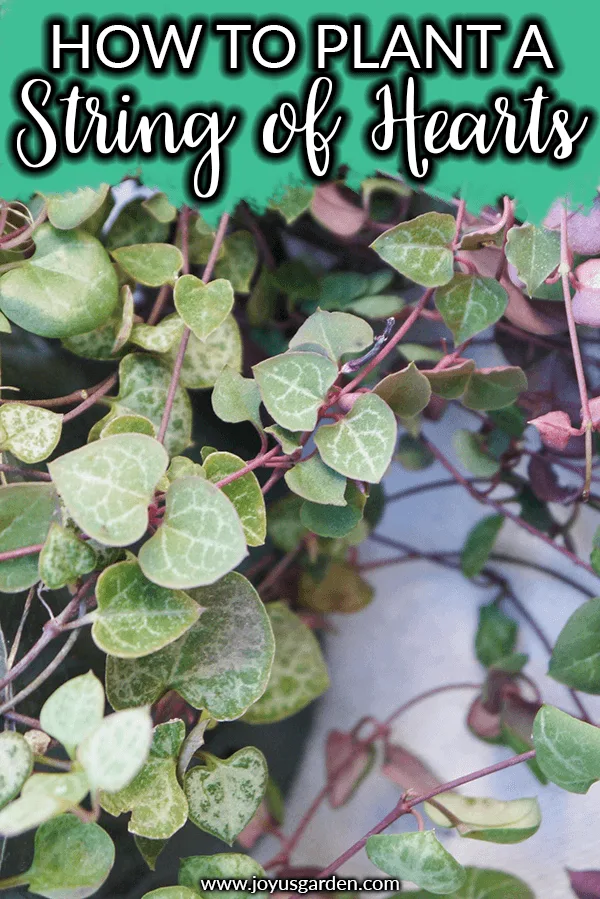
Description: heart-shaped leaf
xmin=213 ymin=231 xmax=258 ymax=293
xmin=424 ymin=360 xmax=475 ymax=399
xmin=475 ymin=601 xmax=517 ymax=668
xmin=100 ymin=414 xmax=156 ymax=440
xmin=374 ymin=362 xmax=432 ymax=418
xmin=48 ymin=434 xmax=169 ymax=547
xmin=166 ymin=315 xmax=243 ymax=389
xmin=435 ymin=275 xmax=508 ymax=343
xmin=212 ymin=366 xmax=263 ymax=430
xmin=179 ymin=855 xmax=266 ymax=899
xmin=92 ymin=560 xmax=201 ymax=658
xmin=39 ymin=523 xmax=97 ymax=590
xmin=506 ymin=224 xmax=561 ymax=296
xmin=111 ymin=243 xmax=183 ymax=286
xmin=463 ymin=367 xmax=528 ymax=411
xmin=185 ymin=747 xmax=268 ymax=844
xmin=366 ymin=831 xmax=466 ymax=894
xmin=549 ymin=597 xmax=600 ymax=693
xmin=533 ymin=705 xmax=600 ymax=793
xmin=45 ymin=183 xmax=111 ymax=230
xmin=425 ymin=793 xmax=541 ymax=843
xmin=40 ymin=672 xmax=105 ymax=759
xmin=285 ymin=454 xmax=347 ymax=506
xmin=139 ymin=476 xmax=247 ymax=588
xmin=0 ymin=483 xmax=58 ymax=593
xmin=101 ymin=720 xmax=188 ymax=840
xmin=0 ymin=224 xmax=118 ymax=337
xmin=203 ymin=452 xmax=266 ymax=547
xmin=315 ymin=394 xmax=397 ymax=482
xmin=130 ymin=313 xmax=185 ymax=353
xmin=371 ymin=212 xmax=456 ymax=287
xmin=269 ymin=183 xmax=314 ymax=224
xmin=0 ymin=771 xmax=89 ymax=836
xmin=289 ymin=310 xmax=374 ymax=362
xmin=25 ymin=815 xmax=115 ymax=899
xmin=175 ymin=275 xmax=234 ymax=341
xmin=461 ymin=515 xmax=504 ymax=579
xmin=0 ymin=732 xmax=33 ymax=810
xmin=528 ymin=410 xmax=578 ymax=451
xmin=253 ymin=351 xmax=338 ymax=432
xmin=406 ymin=867 xmax=534 ymax=898
xmin=111 ymin=353 xmax=192 ymax=456
xmin=0 ymin=404 xmax=62 ymax=463
xmin=78 ymin=707 xmax=153 ymax=793
xmin=244 ymin=602 xmax=329 ymax=724
xmin=106 ymin=573 xmax=275 ymax=721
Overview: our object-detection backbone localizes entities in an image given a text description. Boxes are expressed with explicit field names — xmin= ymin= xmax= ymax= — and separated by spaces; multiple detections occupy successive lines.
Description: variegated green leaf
xmin=214 ymin=231 xmax=258 ymax=293
xmin=253 ymin=351 xmax=337 ymax=431
xmin=244 ymin=602 xmax=329 ymax=724
xmin=315 ymin=394 xmax=397 ymax=482
xmin=0 ymin=733 xmax=33 ymax=810
xmin=425 ymin=793 xmax=541 ymax=843
xmin=165 ymin=315 xmax=243 ymax=389
xmin=130 ymin=313 xmax=185 ymax=353
xmin=92 ymin=560 xmax=201 ymax=658
xmin=179 ymin=854 xmax=266 ymax=899
xmin=371 ymin=212 xmax=456 ymax=287
xmin=185 ymin=747 xmax=268 ymax=845
xmin=0 ymin=404 xmax=62 ymax=463
xmin=62 ymin=282 xmax=134 ymax=360
xmin=285 ymin=454 xmax=347 ymax=506
xmin=366 ymin=831 xmax=466 ymax=894
xmin=175 ymin=275 xmax=234 ymax=341
xmin=39 ymin=523 xmax=97 ymax=590
xmin=77 ymin=707 xmax=153 ymax=793
xmin=212 ymin=366 xmax=262 ymax=430
xmin=45 ymin=183 xmax=111 ymax=230
xmin=0 ymin=483 xmax=58 ymax=593
xmin=111 ymin=243 xmax=183 ymax=286
xmin=48 ymin=434 xmax=169 ymax=547
xmin=203 ymin=452 xmax=266 ymax=547
xmin=106 ymin=573 xmax=275 ymax=721
xmin=0 ymin=771 xmax=89 ymax=837
xmin=101 ymin=720 xmax=188 ymax=840
xmin=288 ymin=310 xmax=373 ymax=362
xmin=39 ymin=672 xmax=105 ymax=759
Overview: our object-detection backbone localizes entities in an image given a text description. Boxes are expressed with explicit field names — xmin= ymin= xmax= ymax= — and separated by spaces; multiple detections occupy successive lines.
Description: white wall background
xmin=258 ymin=371 xmax=600 ymax=897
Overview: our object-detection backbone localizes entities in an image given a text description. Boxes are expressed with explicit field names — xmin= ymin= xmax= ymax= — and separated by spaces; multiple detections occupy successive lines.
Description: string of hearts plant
xmin=0 ymin=177 xmax=598 ymax=899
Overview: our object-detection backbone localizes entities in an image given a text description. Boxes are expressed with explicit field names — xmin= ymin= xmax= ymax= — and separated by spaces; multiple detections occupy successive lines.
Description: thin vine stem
xmin=157 ymin=209 xmax=230 ymax=444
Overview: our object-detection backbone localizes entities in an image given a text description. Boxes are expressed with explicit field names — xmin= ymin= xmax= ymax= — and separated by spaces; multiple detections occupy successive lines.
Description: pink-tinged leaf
xmin=576 ymin=259 xmax=600 ymax=289
xmin=545 ymin=199 xmax=600 ymax=255
xmin=237 ymin=800 xmax=272 ymax=850
xmin=572 ymin=289 xmax=600 ymax=327
xmin=567 ymin=869 xmax=600 ymax=898
xmin=461 ymin=247 xmax=566 ymax=335
xmin=381 ymin=742 xmax=442 ymax=794
xmin=467 ymin=695 xmax=502 ymax=741
xmin=311 ymin=185 xmax=368 ymax=238
xmin=529 ymin=411 xmax=578 ymax=451
xmin=326 ymin=730 xmax=375 ymax=808
xmin=589 ymin=396 xmax=600 ymax=427
xmin=528 ymin=455 xmax=580 ymax=505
